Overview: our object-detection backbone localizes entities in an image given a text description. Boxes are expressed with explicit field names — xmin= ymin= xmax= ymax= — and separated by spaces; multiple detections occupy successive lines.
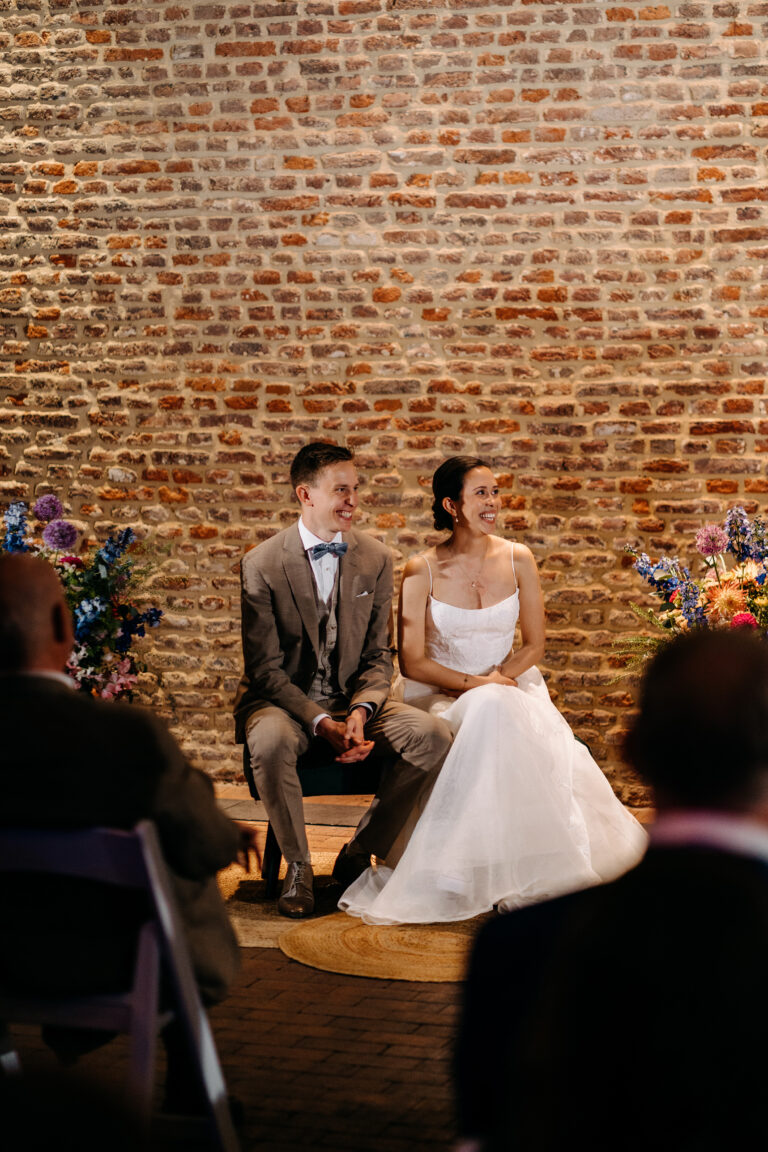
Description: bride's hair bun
xmin=431 ymin=456 xmax=490 ymax=531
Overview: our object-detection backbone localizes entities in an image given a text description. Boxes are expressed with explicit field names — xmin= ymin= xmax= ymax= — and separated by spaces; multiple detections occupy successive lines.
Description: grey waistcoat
xmin=308 ymin=564 xmax=341 ymax=703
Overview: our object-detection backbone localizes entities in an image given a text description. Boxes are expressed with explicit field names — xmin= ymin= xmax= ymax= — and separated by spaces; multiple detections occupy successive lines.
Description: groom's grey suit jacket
xmin=234 ymin=522 xmax=395 ymax=739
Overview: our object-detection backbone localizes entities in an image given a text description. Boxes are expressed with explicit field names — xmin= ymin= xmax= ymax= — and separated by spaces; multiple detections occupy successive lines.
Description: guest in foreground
xmin=234 ymin=442 xmax=452 ymax=917
xmin=0 ymin=553 xmax=258 ymax=1114
xmin=455 ymin=627 xmax=768 ymax=1151
xmin=340 ymin=456 xmax=646 ymax=924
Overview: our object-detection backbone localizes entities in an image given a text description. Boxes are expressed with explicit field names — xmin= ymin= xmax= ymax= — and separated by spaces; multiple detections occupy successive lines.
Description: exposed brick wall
xmin=1 ymin=1 xmax=766 ymax=800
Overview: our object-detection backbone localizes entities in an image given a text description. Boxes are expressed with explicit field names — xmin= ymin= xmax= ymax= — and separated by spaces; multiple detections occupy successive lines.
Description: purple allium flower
xmin=33 ymin=494 xmax=64 ymax=522
xmin=42 ymin=519 xmax=78 ymax=551
xmin=695 ymin=523 xmax=728 ymax=557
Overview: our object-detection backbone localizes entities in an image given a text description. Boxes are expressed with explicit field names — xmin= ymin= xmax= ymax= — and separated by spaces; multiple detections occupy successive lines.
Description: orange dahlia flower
xmin=705 ymin=581 xmax=747 ymax=623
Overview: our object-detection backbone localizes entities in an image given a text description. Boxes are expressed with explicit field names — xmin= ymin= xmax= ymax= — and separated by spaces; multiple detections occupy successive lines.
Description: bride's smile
xmin=446 ymin=466 xmax=501 ymax=536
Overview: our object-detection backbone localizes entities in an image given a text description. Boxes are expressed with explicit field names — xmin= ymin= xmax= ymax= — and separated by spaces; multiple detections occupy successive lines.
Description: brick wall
xmin=1 ymin=1 xmax=765 ymax=800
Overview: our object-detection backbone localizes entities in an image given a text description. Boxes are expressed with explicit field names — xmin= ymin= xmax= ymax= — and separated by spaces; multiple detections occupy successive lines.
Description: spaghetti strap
xmin=509 ymin=541 xmax=517 ymax=591
xmin=424 ymin=555 xmax=434 ymax=595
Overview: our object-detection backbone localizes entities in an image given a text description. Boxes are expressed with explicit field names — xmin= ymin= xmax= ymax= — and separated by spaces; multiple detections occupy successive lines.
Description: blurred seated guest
xmin=0 ymin=1070 xmax=148 ymax=1151
xmin=0 ymin=553 xmax=259 ymax=1112
xmin=455 ymin=628 xmax=768 ymax=1152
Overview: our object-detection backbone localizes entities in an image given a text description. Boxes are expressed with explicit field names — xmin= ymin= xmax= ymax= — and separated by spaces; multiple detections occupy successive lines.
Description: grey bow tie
xmin=310 ymin=541 xmax=348 ymax=560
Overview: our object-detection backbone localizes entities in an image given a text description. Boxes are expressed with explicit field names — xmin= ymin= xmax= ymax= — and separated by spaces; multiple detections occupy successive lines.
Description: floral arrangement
xmin=617 ymin=506 xmax=768 ymax=670
xmin=2 ymin=497 xmax=162 ymax=700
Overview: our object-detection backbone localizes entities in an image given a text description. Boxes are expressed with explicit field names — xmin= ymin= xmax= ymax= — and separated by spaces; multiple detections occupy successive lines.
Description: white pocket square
xmin=356 ymin=590 xmax=371 ymax=598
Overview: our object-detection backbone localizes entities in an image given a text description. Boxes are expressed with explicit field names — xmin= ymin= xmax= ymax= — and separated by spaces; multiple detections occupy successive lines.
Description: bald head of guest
xmin=624 ymin=627 xmax=768 ymax=816
xmin=0 ymin=553 xmax=74 ymax=675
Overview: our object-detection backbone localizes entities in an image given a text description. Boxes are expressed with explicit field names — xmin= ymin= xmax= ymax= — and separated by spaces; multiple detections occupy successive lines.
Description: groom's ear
xmin=295 ymin=483 xmax=312 ymax=507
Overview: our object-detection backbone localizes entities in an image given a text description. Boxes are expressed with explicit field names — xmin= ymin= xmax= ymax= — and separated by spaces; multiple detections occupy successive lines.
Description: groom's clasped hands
xmin=316 ymin=707 xmax=376 ymax=763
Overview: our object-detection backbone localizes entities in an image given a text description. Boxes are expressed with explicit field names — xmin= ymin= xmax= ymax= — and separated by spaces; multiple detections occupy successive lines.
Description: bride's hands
xmin=474 ymin=668 xmax=518 ymax=688
xmin=443 ymin=668 xmax=517 ymax=698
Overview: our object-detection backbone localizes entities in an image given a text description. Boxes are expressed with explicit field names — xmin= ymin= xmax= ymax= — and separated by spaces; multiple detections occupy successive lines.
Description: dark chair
xmin=242 ymin=744 xmax=382 ymax=897
xmin=0 ymin=822 xmax=240 ymax=1152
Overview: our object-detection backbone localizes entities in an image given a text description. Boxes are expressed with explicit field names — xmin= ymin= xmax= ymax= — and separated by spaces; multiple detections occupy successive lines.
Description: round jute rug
xmin=278 ymin=910 xmax=493 ymax=983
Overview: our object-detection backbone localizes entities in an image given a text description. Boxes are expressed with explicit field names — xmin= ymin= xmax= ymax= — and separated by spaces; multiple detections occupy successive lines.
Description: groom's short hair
xmin=624 ymin=628 xmax=768 ymax=810
xmin=290 ymin=442 xmax=354 ymax=491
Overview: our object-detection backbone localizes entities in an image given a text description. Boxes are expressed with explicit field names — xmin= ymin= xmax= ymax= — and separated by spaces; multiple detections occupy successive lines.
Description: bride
xmin=339 ymin=456 xmax=647 ymax=925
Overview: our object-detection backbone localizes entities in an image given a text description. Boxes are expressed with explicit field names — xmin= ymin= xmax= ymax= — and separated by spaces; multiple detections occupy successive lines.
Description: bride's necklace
xmin=449 ymin=542 xmax=489 ymax=591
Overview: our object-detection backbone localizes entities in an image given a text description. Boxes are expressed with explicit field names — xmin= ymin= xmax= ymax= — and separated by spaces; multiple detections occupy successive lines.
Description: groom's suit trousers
xmin=245 ymin=698 xmax=450 ymax=864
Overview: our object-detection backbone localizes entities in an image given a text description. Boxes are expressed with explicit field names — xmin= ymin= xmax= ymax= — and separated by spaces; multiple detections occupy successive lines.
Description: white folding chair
xmin=0 ymin=821 xmax=240 ymax=1152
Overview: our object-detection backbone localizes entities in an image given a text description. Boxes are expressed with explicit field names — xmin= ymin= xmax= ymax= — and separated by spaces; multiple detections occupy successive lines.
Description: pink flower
xmin=695 ymin=523 xmax=728 ymax=557
xmin=99 ymin=657 xmax=136 ymax=699
xmin=730 ymin=612 xmax=758 ymax=630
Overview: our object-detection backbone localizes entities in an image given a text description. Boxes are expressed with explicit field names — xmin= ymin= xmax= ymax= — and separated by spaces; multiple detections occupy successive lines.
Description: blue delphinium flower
xmin=725 ymin=506 xmax=754 ymax=563
xmin=633 ymin=551 xmax=654 ymax=580
xmin=750 ymin=514 xmax=768 ymax=564
xmin=114 ymin=605 xmax=163 ymax=653
xmin=74 ymin=597 xmax=107 ymax=641
xmin=677 ymin=579 xmax=707 ymax=627
xmin=3 ymin=502 xmax=29 ymax=552
xmin=651 ymin=557 xmax=685 ymax=601
xmin=651 ymin=556 xmax=681 ymax=587
xmin=96 ymin=528 xmax=135 ymax=570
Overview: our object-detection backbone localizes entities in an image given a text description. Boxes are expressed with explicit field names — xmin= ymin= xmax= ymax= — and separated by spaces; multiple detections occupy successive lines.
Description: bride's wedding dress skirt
xmin=340 ymin=669 xmax=648 ymax=925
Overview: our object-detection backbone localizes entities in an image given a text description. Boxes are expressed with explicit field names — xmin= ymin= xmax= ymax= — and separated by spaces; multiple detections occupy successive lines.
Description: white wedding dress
xmin=339 ymin=554 xmax=648 ymax=925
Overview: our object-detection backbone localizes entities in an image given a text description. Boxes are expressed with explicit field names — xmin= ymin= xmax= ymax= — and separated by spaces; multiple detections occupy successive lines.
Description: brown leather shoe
xmin=278 ymin=860 xmax=314 ymax=918
xmin=332 ymin=842 xmax=371 ymax=889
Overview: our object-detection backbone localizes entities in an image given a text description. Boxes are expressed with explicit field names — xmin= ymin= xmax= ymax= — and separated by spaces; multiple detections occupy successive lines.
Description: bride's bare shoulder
xmin=402 ymin=549 xmax=435 ymax=581
xmin=510 ymin=540 xmax=537 ymax=564
xmin=488 ymin=534 xmax=510 ymax=555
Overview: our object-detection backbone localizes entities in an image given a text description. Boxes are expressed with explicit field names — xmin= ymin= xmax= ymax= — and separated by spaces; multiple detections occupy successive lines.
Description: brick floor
xmin=8 ymin=952 xmax=460 ymax=1152
xmin=215 ymin=950 xmax=459 ymax=1152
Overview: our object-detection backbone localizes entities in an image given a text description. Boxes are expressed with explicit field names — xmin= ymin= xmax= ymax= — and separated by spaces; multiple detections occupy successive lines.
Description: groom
xmin=234 ymin=442 xmax=452 ymax=917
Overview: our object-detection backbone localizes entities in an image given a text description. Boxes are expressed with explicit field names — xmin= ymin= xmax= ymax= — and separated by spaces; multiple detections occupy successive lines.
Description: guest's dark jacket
xmin=0 ymin=675 xmax=240 ymax=1005
xmin=456 ymin=843 xmax=768 ymax=1151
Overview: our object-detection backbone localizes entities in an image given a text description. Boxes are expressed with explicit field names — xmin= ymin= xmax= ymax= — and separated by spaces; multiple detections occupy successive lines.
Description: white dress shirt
xmin=297 ymin=517 xmax=344 ymax=605
xmin=18 ymin=669 xmax=76 ymax=689
xmin=650 ymin=809 xmax=768 ymax=865
xmin=296 ymin=517 xmax=372 ymax=732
